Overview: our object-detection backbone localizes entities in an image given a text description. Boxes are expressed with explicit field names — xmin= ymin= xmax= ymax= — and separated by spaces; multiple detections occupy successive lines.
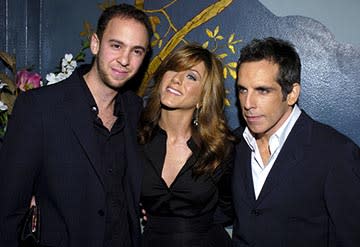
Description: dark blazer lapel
xmin=62 ymin=78 xmax=105 ymax=188
xmin=256 ymin=112 xmax=311 ymax=204
xmin=234 ymin=139 xmax=256 ymax=206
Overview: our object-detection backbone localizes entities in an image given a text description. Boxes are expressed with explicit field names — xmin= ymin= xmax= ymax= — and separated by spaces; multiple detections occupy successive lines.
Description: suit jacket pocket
xmin=284 ymin=215 xmax=328 ymax=247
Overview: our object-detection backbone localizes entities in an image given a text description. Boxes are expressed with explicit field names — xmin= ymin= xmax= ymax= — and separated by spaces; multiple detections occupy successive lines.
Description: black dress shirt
xmin=81 ymin=78 xmax=131 ymax=247
xmin=140 ymin=127 xmax=233 ymax=218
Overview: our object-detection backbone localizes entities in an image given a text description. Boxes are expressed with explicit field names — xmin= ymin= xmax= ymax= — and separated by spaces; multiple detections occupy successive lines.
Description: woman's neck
xmin=159 ymin=109 xmax=193 ymax=141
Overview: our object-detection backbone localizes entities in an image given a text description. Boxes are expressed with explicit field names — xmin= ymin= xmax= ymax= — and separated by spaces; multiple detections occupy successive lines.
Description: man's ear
xmin=287 ymin=83 xmax=301 ymax=106
xmin=90 ymin=33 xmax=100 ymax=55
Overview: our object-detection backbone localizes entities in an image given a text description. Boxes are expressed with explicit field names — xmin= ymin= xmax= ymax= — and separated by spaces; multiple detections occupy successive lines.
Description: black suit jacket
xmin=0 ymin=67 xmax=144 ymax=247
xmin=232 ymin=111 xmax=360 ymax=247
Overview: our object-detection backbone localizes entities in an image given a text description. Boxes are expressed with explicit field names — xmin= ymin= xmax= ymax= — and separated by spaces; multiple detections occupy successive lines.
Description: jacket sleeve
xmin=0 ymin=91 xmax=43 ymax=245
xmin=213 ymin=146 xmax=235 ymax=226
xmin=324 ymin=140 xmax=360 ymax=246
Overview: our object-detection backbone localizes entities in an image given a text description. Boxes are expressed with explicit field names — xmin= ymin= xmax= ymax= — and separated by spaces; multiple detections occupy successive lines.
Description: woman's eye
xmin=186 ymin=74 xmax=197 ymax=81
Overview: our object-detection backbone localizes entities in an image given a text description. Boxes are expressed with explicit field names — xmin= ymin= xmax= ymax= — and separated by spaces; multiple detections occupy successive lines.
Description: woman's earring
xmin=193 ymin=105 xmax=200 ymax=127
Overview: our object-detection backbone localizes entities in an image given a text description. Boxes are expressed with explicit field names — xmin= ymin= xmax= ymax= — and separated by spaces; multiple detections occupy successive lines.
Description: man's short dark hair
xmin=96 ymin=3 xmax=153 ymax=45
xmin=237 ymin=37 xmax=301 ymax=98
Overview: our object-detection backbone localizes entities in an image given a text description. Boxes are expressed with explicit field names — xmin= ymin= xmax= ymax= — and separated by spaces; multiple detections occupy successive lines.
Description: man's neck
xmin=83 ymin=69 xmax=118 ymax=109
xmin=255 ymin=137 xmax=271 ymax=166
xmin=83 ymin=70 xmax=118 ymax=130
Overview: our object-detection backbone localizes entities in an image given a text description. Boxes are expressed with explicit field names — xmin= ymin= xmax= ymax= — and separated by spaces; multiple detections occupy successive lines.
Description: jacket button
xmin=98 ymin=209 xmax=105 ymax=216
xmin=251 ymin=209 xmax=261 ymax=216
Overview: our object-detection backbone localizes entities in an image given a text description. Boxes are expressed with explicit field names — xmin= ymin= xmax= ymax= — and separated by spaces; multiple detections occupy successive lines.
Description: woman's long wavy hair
xmin=138 ymin=44 xmax=234 ymax=175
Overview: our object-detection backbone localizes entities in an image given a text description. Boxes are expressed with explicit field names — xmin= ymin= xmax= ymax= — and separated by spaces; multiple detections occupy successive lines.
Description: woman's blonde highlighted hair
xmin=138 ymin=43 xmax=234 ymax=175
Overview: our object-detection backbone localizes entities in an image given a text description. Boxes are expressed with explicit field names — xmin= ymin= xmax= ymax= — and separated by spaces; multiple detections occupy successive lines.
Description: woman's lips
xmin=166 ymin=87 xmax=182 ymax=96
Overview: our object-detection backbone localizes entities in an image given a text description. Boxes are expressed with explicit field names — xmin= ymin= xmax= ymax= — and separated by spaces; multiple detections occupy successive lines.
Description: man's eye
xmin=237 ymin=87 xmax=247 ymax=94
xmin=258 ymin=88 xmax=270 ymax=94
xmin=111 ymin=44 xmax=120 ymax=49
xmin=133 ymin=49 xmax=144 ymax=56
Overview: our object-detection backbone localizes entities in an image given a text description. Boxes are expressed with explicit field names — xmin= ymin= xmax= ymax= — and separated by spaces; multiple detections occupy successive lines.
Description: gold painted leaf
xmin=206 ymin=29 xmax=214 ymax=38
xmin=97 ymin=3 xmax=108 ymax=10
xmin=228 ymin=45 xmax=235 ymax=54
xmin=218 ymin=53 xmax=228 ymax=59
xmin=149 ymin=16 xmax=161 ymax=32
xmin=216 ymin=35 xmax=224 ymax=40
xmin=151 ymin=33 xmax=160 ymax=47
xmin=227 ymin=62 xmax=237 ymax=68
xmin=202 ymin=41 xmax=209 ymax=49
xmin=151 ymin=39 xmax=158 ymax=47
xmin=150 ymin=16 xmax=161 ymax=25
xmin=224 ymin=98 xmax=231 ymax=107
xmin=229 ymin=68 xmax=237 ymax=79
xmin=228 ymin=33 xmax=235 ymax=43
xmin=214 ymin=25 xmax=220 ymax=36
xmin=79 ymin=21 xmax=92 ymax=37
xmin=231 ymin=39 xmax=242 ymax=44
xmin=158 ymin=39 xmax=163 ymax=48
xmin=223 ymin=67 xmax=228 ymax=79
xmin=135 ymin=0 xmax=144 ymax=9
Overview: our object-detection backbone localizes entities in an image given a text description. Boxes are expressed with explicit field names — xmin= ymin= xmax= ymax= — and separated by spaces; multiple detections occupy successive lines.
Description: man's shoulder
xmin=27 ymin=69 xmax=80 ymax=96
xmin=13 ymin=70 xmax=84 ymax=114
xmin=232 ymin=125 xmax=245 ymax=139
xmin=297 ymin=111 xmax=359 ymax=151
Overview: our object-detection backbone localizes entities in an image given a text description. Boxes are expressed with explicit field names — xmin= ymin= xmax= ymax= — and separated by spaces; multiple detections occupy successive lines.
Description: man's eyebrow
xmin=255 ymin=86 xmax=274 ymax=91
xmin=132 ymin=45 xmax=146 ymax=52
xmin=108 ymin=39 xmax=123 ymax=44
xmin=108 ymin=39 xmax=146 ymax=51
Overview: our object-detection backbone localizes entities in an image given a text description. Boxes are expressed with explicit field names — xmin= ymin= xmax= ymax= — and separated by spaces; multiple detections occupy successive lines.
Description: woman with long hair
xmin=138 ymin=44 xmax=234 ymax=246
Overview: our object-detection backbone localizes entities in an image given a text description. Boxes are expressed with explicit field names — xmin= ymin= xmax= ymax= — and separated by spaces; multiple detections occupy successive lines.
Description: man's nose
xmin=116 ymin=50 xmax=130 ymax=67
xmin=243 ymin=92 xmax=255 ymax=110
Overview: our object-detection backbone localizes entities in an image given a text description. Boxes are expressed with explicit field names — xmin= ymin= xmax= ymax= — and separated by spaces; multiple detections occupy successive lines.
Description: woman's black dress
xmin=141 ymin=128 xmax=233 ymax=247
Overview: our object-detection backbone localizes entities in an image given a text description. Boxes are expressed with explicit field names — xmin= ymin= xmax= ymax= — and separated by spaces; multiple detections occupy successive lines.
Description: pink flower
xmin=16 ymin=69 xmax=42 ymax=91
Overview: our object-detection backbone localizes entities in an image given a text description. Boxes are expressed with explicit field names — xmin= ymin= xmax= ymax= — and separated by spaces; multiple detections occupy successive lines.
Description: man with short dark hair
xmin=232 ymin=37 xmax=360 ymax=247
xmin=0 ymin=4 xmax=152 ymax=247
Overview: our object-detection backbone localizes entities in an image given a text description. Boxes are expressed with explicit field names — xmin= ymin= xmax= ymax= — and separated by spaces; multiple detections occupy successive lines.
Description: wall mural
xmin=1 ymin=0 xmax=359 ymax=145
xmin=72 ymin=0 xmax=360 ymax=145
